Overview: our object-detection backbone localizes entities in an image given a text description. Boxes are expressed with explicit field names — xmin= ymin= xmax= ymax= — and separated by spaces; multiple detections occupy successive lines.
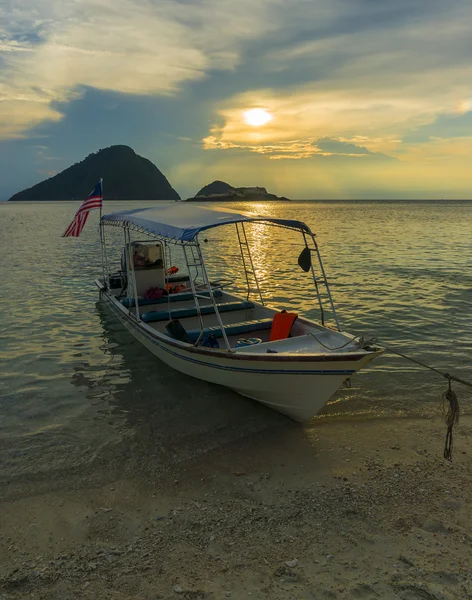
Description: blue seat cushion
xmin=141 ymin=300 xmax=255 ymax=323
xmin=121 ymin=289 xmax=223 ymax=308
xmin=186 ymin=318 xmax=273 ymax=344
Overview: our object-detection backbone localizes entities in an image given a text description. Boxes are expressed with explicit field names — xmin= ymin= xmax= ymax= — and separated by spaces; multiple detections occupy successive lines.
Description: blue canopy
xmin=101 ymin=204 xmax=312 ymax=242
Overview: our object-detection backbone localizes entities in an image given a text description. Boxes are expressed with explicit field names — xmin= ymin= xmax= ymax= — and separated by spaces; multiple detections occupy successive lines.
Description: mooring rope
xmin=442 ymin=379 xmax=460 ymax=461
xmin=312 ymin=333 xmax=469 ymax=459
xmin=357 ymin=337 xmax=472 ymax=461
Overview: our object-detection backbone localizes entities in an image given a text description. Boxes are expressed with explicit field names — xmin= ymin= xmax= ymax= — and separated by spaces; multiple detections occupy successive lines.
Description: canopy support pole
xmin=302 ymin=231 xmax=325 ymax=326
xmin=163 ymin=242 xmax=173 ymax=322
xmin=196 ymin=240 xmax=232 ymax=352
xmin=182 ymin=244 xmax=205 ymax=345
xmin=99 ymin=221 xmax=106 ymax=290
xmin=235 ymin=223 xmax=264 ymax=305
xmin=125 ymin=227 xmax=140 ymax=321
xmin=122 ymin=227 xmax=131 ymax=302
xmin=310 ymin=233 xmax=340 ymax=331
xmin=99 ymin=221 xmax=110 ymax=290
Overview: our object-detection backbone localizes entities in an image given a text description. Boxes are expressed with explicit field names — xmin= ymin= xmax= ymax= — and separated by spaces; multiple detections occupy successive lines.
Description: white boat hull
xmin=99 ymin=286 xmax=381 ymax=421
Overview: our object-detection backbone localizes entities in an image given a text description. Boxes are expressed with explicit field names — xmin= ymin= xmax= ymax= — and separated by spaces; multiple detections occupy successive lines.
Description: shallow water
xmin=1 ymin=200 xmax=471 ymax=486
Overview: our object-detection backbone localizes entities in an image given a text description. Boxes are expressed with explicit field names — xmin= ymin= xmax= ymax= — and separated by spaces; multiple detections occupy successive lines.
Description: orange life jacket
xmin=269 ymin=310 xmax=298 ymax=342
xmin=165 ymin=283 xmax=186 ymax=294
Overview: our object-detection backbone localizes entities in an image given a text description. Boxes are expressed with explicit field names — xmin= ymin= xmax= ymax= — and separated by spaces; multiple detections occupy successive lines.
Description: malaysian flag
xmin=62 ymin=179 xmax=103 ymax=237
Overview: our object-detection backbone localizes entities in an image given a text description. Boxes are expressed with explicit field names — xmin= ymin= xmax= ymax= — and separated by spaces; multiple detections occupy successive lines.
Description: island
xmin=186 ymin=180 xmax=289 ymax=202
xmin=8 ymin=145 xmax=180 ymax=201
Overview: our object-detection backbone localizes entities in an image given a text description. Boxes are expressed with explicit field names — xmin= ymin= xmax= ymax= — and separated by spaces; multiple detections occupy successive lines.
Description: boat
xmin=95 ymin=204 xmax=383 ymax=421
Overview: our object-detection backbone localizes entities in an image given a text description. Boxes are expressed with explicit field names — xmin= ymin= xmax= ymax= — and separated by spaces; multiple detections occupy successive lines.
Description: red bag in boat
xmin=144 ymin=287 xmax=165 ymax=300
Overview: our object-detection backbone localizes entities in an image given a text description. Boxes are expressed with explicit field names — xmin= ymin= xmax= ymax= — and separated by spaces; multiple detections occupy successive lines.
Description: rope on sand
xmin=359 ymin=337 xmax=472 ymax=461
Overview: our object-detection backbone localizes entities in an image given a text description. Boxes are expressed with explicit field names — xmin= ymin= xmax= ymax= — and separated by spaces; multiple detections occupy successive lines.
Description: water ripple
xmin=1 ymin=200 xmax=471 ymax=482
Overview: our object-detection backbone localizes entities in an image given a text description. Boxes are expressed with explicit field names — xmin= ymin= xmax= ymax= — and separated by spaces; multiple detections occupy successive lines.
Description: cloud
xmin=202 ymin=134 xmax=393 ymax=160
xmin=2 ymin=0 xmax=472 ymax=172
xmin=402 ymin=111 xmax=472 ymax=144
xmin=203 ymin=60 xmax=472 ymax=160
xmin=0 ymin=40 xmax=33 ymax=52
xmin=202 ymin=86 xmax=434 ymax=159
xmin=315 ymin=137 xmax=386 ymax=157
xmin=0 ymin=0 xmax=279 ymax=138
xmin=262 ymin=0 xmax=472 ymax=81
xmin=0 ymin=97 xmax=63 ymax=139
xmin=201 ymin=0 xmax=472 ymax=160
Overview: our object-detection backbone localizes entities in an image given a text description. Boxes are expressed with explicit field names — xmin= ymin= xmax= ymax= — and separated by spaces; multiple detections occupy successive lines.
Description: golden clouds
xmin=203 ymin=87 xmax=423 ymax=159
xmin=0 ymin=97 xmax=63 ymax=139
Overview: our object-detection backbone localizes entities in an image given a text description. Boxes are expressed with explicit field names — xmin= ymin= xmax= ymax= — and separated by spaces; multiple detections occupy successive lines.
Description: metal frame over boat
xmin=95 ymin=204 xmax=383 ymax=421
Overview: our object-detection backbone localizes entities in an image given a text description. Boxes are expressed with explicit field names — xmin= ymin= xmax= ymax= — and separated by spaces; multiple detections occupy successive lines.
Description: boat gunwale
xmin=95 ymin=280 xmax=383 ymax=364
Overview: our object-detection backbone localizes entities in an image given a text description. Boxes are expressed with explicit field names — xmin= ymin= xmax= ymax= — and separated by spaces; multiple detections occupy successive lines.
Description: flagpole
xmin=99 ymin=177 xmax=110 ymax=290
xmin=100 ymin=178 xmax=104 ymax=220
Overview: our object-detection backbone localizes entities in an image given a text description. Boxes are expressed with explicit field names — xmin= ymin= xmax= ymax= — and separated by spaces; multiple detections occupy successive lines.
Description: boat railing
xmin=125 ymin=226 xmax=140 ymax=321
xmin=100 ymin=218 xmax=342 ymax=348
xmin=99 ymin=221 xmax=111 ymax=290
xmin=235 ymin=222 xmax=264 ymax=306
xmin=301 ymin=231 xmax=340 ymax=330
xmin=195 ymin=239 xmax=232 ymax=351
xmin=180 ymin=241 xmax=207 ymax=346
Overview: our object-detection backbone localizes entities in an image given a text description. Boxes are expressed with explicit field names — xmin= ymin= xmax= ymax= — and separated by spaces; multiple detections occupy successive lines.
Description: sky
xmin=1 ymin=0 xmax=472 ymax=200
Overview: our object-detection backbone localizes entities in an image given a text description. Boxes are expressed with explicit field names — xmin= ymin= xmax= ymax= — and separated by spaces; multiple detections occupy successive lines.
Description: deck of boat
xmin=108 ymin=284 xmax=360 ymax=354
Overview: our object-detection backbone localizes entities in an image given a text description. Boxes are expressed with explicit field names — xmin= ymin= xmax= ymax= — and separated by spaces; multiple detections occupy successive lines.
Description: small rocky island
xmin=8 ymin=145 xmax=180 ymax=201
xmin=187 ymin=180 xmax=289 ymax=202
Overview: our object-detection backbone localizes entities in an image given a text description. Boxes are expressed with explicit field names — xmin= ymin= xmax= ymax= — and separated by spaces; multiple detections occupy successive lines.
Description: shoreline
xmin=1 ymin=415 xmax=471 ymax=598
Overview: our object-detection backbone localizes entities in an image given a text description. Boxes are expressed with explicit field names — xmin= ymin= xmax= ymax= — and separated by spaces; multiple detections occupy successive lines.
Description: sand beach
xmin=1 ymin=415 xmax=471 ymax=599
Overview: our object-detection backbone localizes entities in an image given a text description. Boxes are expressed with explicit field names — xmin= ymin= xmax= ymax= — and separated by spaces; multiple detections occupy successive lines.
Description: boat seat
xmin=184 ymin=318 xmax=274 ymax=344
xmin=121 ymin=289 xmax=223 ymax=308
xmin=141 ymin=300 xmax=255 ymax=323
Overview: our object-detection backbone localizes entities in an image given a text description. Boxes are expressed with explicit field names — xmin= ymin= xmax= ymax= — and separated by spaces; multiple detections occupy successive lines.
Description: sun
xmin=459 ymin=99 xmax=472 ymax=114
xmin=243 ymin=108 xmax=272 ymax=127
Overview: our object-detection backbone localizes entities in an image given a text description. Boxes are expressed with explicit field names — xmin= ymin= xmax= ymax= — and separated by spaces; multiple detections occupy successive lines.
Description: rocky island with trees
xmin=187 ymin=180 xmax=289 ymax=202
xmin=8 ymin=145 xmax=180 ymax=201
xmin=8 ymin=148 xmax=289 ymax=202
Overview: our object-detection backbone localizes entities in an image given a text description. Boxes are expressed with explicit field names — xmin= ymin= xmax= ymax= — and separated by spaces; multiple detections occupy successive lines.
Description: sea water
xmin=1 ymin=200 xmax=471 ymax=485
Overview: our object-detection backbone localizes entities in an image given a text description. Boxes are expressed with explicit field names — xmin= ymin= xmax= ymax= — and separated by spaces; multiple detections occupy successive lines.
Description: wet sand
xmin=1 ymin=415 xmax=471 ymax=600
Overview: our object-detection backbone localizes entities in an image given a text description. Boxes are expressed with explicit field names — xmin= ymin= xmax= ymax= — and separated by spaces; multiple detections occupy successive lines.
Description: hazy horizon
xmin=3 ymin=197 xmax=472 ymax=203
